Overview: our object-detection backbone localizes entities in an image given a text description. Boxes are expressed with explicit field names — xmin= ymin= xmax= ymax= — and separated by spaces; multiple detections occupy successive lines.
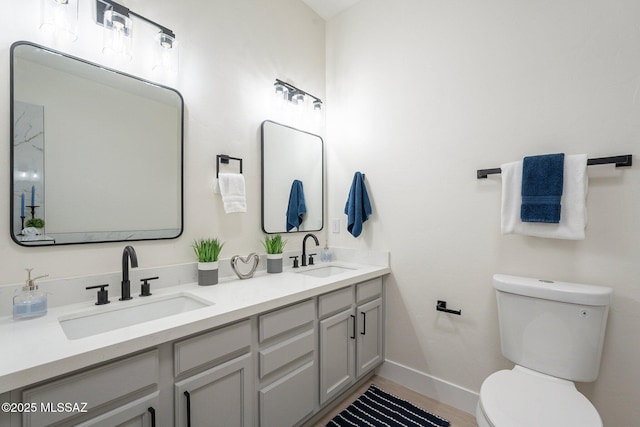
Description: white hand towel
xmin=501 ymin=154 xmax=588 ymax=240
xmin=217 ymin=173 xmax=247 ymax=213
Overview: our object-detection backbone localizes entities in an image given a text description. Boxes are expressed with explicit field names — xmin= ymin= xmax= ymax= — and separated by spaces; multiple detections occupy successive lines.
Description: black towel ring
xmin=216 ymin=154 xmax=243 ymax=178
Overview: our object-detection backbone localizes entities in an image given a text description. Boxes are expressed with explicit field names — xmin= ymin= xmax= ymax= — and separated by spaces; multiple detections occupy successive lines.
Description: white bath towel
xmin=217 ymin=173 xmax=247 ymax=213
xmin=501 ymin=154 xmax=588 ymax=239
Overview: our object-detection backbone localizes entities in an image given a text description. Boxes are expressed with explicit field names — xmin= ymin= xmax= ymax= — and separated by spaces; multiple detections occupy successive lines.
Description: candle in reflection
xmin=31 ymin=185 xmax=35 ymax=206
xmin=20 ymin=193 xmax=24 ymax=217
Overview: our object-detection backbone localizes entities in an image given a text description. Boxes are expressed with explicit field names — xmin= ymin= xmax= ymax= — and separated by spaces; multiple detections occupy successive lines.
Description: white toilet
xmin=476 ymin=274 xmax=613 ymax=427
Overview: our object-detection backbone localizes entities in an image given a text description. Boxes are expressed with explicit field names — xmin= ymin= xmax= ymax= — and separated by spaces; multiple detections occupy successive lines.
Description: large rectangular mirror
xmin=11 ymin=41 xmax=183 ymax=246
xmin=261 ymin=120 xmax=323 ymax=233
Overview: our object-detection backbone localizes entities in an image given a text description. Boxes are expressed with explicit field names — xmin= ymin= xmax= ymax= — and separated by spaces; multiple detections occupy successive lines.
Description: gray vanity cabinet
xmin=319 ymin=305 xmax=356 ymax=405
xmin=319 ymin=278 xmax=384 ymax=405
xmin=174 ymin=354 xmax=253 ymax=427
xmin=356 ymin=297 xmax=383 ymax=377
xmin=73 ymin=393 xmax=159 ymax=427
xmin=6 ymin=274 xmax=385 ymax=427
xmin=20 ymin=350 xmax=159 ymax=427
xmin=256 ymin=299 xmax=317 ymax=427
xmin=173 ymin=320 xmax=253 ymax=427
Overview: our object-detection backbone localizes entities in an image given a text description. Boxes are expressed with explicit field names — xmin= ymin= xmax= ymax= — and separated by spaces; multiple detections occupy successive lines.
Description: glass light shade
xmin=40 ymin=0 xmax=78 ymax=42
xmin=313 ymin=100 xmax=323 ymax=111
xmin=102 ymin=10 xmax=133 ymax=60
xmin=153 ymin=32 xmax=179 ymax=73
xmin=274 ymin=83 xmax=288 ymax=101
xmin=291 ymin=93 xmax=305 ymax=105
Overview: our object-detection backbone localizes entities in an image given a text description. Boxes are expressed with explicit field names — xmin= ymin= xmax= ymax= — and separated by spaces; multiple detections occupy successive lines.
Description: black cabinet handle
xmin=350 ymin=314 xmax=356 ymax=339
xmin=361 ymin=311 xmax=367 ymax=335
xmin=148 ymin=407 xmax=156 ymax=427
xmin=184 ymin=391 xmax=191 ymax=427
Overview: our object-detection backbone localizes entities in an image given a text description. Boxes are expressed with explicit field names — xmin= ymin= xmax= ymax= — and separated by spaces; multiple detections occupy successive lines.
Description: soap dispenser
xmin=13 ymin=268 xmax=49 ymax=320
xmin=320 ymin=242 xmax=333 ymax=262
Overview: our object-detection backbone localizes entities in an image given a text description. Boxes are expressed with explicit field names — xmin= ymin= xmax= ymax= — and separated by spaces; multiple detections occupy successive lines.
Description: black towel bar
xmin=436 ymin=300 xmax=461 ymax=316
xmin=216 ymin=154 xmax=243 ymax=178
xmin=477 ymin=154 xmax=632 ymax=179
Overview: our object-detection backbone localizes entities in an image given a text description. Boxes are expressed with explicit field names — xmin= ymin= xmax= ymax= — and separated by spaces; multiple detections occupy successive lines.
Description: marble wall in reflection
xmin=13 ymin=101 xmax=45 ymax=236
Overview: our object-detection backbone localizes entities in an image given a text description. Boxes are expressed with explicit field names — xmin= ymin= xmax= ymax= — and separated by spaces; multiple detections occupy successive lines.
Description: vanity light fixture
xmin=274 ymin=82 xmax=289 ymax=100
xmin=40 ymin=0 xmax=79 ymax=42
xmin=153 ymin=31 xmax=179 ymax=73
xmin=273 ymin=79 xmax=323 ymax=112
xmin=97 ymin=0 xmax=132 ymax=59
xmin=96 ymin=0 xmax=178 ymax=71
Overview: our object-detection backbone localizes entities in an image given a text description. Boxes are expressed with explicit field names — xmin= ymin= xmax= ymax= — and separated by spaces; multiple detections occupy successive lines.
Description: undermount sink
xmin=297 ymin=265 xmax=356 ymax=278
xmin=59 ymin=293 xmax=212 ymax=340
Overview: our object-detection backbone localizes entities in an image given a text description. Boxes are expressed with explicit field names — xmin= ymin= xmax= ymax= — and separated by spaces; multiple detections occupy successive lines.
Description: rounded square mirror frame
xmin=10 ymin=41 xmax=184 ymax=246
xmin=261 ymin=120 xmax=324 ymax=234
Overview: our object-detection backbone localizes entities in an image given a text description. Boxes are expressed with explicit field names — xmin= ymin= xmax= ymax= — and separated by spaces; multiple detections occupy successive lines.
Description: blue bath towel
xmin=344 ymin=172 xmax=372 ymax=238
xmin=521 ymin=153 xmax=564 ymax=223
xmin=286 ymin=179 xmax=306 ymax=231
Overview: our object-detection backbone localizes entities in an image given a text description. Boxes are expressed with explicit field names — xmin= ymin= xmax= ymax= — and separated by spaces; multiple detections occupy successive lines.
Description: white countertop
xmin=0 ymin=260 xmax=389 ymax=393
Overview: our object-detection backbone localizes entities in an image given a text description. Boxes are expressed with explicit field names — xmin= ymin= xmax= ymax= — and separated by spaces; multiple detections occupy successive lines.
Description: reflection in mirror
xmin=10 ymin=41 xmax=183 ymax=246
xmin=261 ymin=120 xmax=323 ymax=233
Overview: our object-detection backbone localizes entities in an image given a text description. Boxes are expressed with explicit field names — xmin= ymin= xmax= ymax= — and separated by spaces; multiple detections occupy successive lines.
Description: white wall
xmin=326 ymin=0 xmax=640 ymax=425
xmin=0 ymin=0 xmax=326 ymax=284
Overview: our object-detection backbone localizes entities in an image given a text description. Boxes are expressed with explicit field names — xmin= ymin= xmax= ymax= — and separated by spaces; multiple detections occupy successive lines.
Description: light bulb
xmin=292 ymin=93 xmax=305 ymax=105
xmin=274 ymin=83 xmax=288 ymax=100
xmin=40 ymin=0 xmax=78 ymax=42
xmin=153 ymin=32 xmax=179 ymax=73
xmin=159 ymin=33 xmax=174 ymax=49
xmin=102 ymin=10 xmax=133 ymax=60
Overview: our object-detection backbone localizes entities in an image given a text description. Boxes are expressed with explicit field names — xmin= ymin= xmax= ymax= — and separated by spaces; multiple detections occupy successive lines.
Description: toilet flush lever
xmin=436 ymin=300 xmax=461 ymax=315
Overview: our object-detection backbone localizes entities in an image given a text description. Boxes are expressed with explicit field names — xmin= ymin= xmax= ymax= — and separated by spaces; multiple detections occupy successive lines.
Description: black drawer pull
xmin=350 ymin=314 xmax=356 ymax=339
xmin=184 ymin=391 xmax=191 ymax=427
xmin=148 ymin=407 xmax=156 ymax=427
xmin=361 ymin=311 xmax=367 ymax=335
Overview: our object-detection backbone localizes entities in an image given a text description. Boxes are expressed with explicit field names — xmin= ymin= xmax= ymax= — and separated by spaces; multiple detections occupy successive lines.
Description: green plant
xmin=193 ymin=238 xmax=224 ymax=262
xmin=25 ymin=218 xmax=45 ymax=228
xmin=262 ymin=234 xmax=287 ymax=254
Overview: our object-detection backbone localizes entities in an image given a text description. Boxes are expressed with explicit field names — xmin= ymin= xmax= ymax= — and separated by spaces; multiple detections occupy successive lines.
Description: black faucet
xmin=301 ymin=233 xmax=319 ymax=267
xmin=120 ymin=245 xmax=138 ymax=301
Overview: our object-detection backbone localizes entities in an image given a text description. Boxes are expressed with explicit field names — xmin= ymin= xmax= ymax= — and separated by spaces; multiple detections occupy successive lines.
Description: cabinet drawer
xmin=318 ymin=287 xmax=352 ymax=318
xmin=259 ymin=361 xmax=315 ymax=427
xmin=259 ymin=329 xmax=314 ymax=378
xmin=356 ymin=278 xmax=382 ymax=303
xmin=174 ymin=319 xmax=251 ymax=376
xmin=259 ymin=299 xmax=314 ymax=342
xmin=74 ymin=392 xmax=159 ymax=426
xmin=22 ymin=350 xmax=158 ymax=427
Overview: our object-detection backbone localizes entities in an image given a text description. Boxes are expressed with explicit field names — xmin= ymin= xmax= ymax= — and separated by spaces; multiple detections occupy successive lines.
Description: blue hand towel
xmin=521 ymin=153 xmax=564 ymax=223
xmin=286 ymin=180 xmax=306 ymax=231
xmin=344 ymin=172 xmax=372 ymax=238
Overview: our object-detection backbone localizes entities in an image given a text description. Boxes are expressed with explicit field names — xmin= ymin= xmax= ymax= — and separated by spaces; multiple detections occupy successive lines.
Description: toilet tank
xmin=493 ymin=274 xmax=612 ymax=382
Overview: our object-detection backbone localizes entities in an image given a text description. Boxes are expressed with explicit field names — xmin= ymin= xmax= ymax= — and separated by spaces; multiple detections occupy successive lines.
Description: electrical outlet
xmin=331 ymin=218 xmax=340 ymax=233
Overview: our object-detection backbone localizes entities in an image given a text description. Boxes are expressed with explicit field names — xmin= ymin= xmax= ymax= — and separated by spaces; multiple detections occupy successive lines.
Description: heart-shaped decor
xmin=230 ymin=253 xmax=260 ymax=279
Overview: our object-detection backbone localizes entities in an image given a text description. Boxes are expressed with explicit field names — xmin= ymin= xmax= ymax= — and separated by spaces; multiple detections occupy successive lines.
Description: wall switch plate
xmin=331 ymin=218 xmax=340 ymax=233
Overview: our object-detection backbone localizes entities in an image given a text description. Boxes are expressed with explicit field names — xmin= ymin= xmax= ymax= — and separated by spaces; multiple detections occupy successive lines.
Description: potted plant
xmin=25 ymin=218 xmax=45 ymax=235
xmin=262 ymin=234 xmax=286 ymax=273
xmin=193 ymin=238 xmax=224 ymax=286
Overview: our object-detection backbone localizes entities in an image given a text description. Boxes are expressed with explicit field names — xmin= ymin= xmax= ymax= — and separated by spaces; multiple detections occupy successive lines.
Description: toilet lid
xmin=479 ymin=367 xmax=602 ymax=427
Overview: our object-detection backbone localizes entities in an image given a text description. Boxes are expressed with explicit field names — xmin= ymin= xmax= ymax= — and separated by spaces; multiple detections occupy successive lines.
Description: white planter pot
xmin=266 ymin=254 xmax=283 ymax=274
xmin=197 ymin=261 xmax=219 ymax=286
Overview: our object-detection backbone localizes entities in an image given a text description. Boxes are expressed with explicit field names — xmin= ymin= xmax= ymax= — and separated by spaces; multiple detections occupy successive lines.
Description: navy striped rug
xmin=327 ymin=384 xmax=451 ymax=427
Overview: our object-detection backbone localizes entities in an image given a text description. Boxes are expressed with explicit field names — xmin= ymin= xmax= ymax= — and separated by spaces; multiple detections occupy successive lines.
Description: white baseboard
xmin=376 ymin=359 xmax=479 ymax=416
